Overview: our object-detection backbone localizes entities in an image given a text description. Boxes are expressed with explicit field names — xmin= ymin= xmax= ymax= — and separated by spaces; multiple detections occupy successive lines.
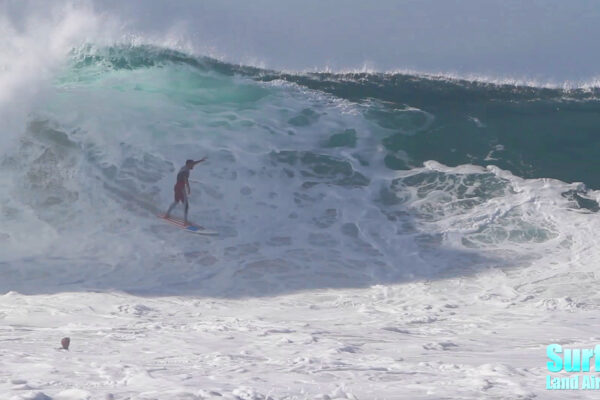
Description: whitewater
xmin=3 ymin=3 xmax=600 ymax=400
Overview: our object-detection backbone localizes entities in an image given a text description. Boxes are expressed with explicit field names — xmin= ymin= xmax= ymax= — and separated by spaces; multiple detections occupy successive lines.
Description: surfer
xmin=164 ymin=158 xmax=207 ymax=225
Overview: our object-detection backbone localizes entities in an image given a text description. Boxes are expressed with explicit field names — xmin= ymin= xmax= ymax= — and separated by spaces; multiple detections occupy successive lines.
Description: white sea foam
xmin=2 ymin=4 xmax=600 ymax=399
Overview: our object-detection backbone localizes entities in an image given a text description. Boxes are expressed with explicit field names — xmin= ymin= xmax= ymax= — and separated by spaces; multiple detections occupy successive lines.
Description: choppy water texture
xmin=5 ymin=42 xmax=600 ymax=400
xmin=1 ymin=44 xmax=599 ymax=297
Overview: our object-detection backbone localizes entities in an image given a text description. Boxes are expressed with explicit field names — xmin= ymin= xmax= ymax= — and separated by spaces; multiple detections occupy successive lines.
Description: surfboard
xmin=158 ymin=214 xmax=218 ymax=235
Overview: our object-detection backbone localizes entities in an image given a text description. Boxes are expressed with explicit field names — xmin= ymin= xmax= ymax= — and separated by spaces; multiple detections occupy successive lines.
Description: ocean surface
xmin=3 ymin=38 xmax=600 ymax=399
xmin=2 ymin=44 xmax=598 ymax=292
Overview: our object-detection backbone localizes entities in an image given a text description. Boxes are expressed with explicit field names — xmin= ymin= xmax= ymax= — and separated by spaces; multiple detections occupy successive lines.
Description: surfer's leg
xmin=183 ymin=192 xmax=189 ymax=225
xmin=168 ymin=185 xmax=186 ymax=218
xmin=165 ymin=201 xmax=178 ymax=218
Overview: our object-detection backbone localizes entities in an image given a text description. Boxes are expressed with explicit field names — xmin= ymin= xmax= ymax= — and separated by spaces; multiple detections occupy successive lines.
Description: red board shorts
xmin=174 ymin=182 xmax=187 ymax=203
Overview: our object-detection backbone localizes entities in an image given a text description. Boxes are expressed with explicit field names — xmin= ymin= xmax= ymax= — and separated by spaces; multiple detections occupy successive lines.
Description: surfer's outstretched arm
xmin=188 ymin=158 xmax=206 ymax=194
xmin=193 ymin=157 xmax=207 ymax=166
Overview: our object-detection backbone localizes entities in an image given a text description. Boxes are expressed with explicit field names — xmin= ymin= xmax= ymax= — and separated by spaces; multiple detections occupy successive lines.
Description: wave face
xmin=1 ymin=45 xmax=599 ymax=296
xmin=255 ymin=71 xmax=600 ymax=189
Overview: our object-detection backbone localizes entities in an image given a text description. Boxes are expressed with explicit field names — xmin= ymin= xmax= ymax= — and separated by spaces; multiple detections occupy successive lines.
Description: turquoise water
xmin=68 ymin=45 xmax=600 ymax=190
xmin=1 ymin=44 xmax=596 ymax=295
xmin=260 ymin=72 xmax=600 ymax=190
